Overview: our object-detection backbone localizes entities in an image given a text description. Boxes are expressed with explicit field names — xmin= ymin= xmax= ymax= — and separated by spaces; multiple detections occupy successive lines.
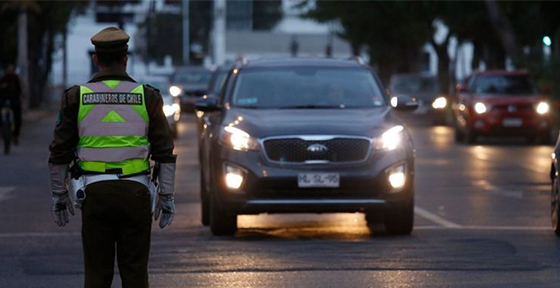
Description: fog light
xmin=225 ymin=165 xmax=245 ymax=190
xmin=388 ymin=165 xmax=406 ymax=190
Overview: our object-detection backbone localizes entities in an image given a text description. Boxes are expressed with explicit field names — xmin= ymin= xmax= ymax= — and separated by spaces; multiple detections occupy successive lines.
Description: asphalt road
xmin=1 ymin=113 xmax=559 ymax=287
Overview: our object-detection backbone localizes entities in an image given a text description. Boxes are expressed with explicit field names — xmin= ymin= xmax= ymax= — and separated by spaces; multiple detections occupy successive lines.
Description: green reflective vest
xmin=77 ymin=80 xmax=150 ymax=175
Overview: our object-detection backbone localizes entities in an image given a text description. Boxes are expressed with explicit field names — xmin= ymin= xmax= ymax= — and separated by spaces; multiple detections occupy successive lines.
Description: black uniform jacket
xmin=49 ymin=69 xmax=176 ymax=165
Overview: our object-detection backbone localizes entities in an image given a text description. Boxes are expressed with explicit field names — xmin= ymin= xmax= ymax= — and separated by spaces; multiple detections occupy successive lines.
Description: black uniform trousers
xmin=81 ymin=180 xmax=152 ymax=288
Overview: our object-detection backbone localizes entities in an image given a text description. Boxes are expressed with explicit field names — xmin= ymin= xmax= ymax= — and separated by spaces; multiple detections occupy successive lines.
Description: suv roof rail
xmin=348 ymin=56 xmax=365 ymax=65
xmin=234 ymin=55 xmax=248 ymax=66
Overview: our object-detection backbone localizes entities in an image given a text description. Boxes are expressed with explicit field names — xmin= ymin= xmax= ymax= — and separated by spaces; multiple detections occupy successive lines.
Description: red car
xmin=453 ymin=70 xmax=551 ymax=144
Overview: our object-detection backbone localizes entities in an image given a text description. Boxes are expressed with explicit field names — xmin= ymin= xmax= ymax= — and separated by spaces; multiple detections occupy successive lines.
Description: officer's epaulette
xmin=144 ymin=84 xmax=160 ymax=93
xmin=63 ymin=85 xmax=79 ymax=94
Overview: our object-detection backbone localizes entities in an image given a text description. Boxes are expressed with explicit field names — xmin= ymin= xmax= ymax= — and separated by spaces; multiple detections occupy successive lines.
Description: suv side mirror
xmin=195 ymin=96 xmax=221 ymax=112
xmin=391 ymin=96 xmax=418 ymax=111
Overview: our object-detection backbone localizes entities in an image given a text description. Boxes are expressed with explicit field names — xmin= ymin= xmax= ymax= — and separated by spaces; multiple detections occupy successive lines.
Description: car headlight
xmin=221 ymin=126 xmax=259 ymax=151
xmin=374 ymin=125 xmax=404 ymax=151
xmin=536 ymin=102 xmax=550 ymax=115
xmin=474 ymin=102 xmax=488 ymax=114
xmin=390 ymin=96 xmax=398 ymax=108
xmin=169 ymin=85 xmax=182 ymax=97
xmin=163 ymin=103 xmax=180 ymax=117
xmin=432 ymin=97 xmax=447 ymax=109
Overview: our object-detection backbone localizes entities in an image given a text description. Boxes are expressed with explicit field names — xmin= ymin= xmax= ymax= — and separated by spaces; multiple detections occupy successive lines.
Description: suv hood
xmin=223 ymin=107 xmax=399 ymax=138
xmin=471 ymin=94 xmax=543 ymax=106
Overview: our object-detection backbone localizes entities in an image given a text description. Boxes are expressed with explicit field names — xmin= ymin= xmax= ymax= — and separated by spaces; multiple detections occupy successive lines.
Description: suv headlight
xmin=221 ymin=126 xmax=259 ymax=151
xmin=163 ymin=103 xmax=180 ymax=117
xmin=536 ymin=102 xmax=550 ymax=115
xmin=432 ymin=97 xmax=447 ymax=109
xmin=474 ymin=102 xmax=488 ymax=114
xmin=374 ymin=125 xmax=404 ymax=151
xmin=169 ymin=85 xmax=182 ymax=97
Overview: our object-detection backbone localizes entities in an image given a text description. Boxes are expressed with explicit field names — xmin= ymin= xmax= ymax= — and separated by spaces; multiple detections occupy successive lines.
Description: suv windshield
xmin=172 ymin=71 xmax=211 ymax=85
xmin=231 ymin=67 xmax=385 ymax=109
xmin=390 ymin=76 xmax=437 ymax=95
xmin=209 ymin=70 xmax=229 ymax=94
xmin=472 ymin=75 xmax=537 ymax=95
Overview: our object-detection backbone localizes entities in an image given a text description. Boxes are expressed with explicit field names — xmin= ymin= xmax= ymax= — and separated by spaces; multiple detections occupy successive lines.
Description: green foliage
xmin=302 ymin=0 xmax=560 ymax=96
xmin=253 ymin=0 xmax=283 ymax=30
xmin=0 ymin=1 xmax=86 ymax=107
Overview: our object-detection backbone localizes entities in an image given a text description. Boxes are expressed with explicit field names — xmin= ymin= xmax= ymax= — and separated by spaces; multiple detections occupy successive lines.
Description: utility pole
xmin=213 ymin=0 xmax=226 ymax=66
xmin=62 ymin=29 xmax=68 ymax=89
xmin=182 ymin=0 xmax=190 ymax=65
xmin=17 ymin=6 xmax=29 ymax=109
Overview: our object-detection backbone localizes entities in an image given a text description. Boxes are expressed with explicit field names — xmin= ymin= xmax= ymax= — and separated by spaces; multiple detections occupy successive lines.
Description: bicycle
xmin=0 ymin=100 xmax=13 ymax=155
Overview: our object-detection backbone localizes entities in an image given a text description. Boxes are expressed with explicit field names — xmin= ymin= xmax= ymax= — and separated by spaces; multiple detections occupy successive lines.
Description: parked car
xmin=169 ymin=67 xmax=212 ymax=112
xmin=195 ymin=58 xmax=418 ymax=236
xmin=389 ymin=73 xmax=447 ymax=125
xmin=453 ymin=70 xmax=551 ymax=144
xmin=138 ymin=76 xmax=181 ymax=138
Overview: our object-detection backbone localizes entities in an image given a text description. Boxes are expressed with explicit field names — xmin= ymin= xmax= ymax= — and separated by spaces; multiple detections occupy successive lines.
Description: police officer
xmin=48 ymin=27 xmax=176 ymax=288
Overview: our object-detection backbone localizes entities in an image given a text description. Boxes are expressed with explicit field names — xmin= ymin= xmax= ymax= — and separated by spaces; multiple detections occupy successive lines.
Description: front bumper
xmin=468 ymin=112 xmax=551 ymax=136
xmin=210 ymin=145 xmax=414 ymax=214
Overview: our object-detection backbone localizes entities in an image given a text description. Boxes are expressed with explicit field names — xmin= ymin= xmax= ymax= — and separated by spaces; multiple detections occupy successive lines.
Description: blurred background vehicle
xmin=453 ymin=70 xmax=551 ymax=144
xmin=137 ymin=76 xmax=181 ymax=139
xmin=389 ymin=73 xmax=448 ymax=125
xmin=169 ymin=67 xmax=212 ymax=113
xmin=206 ymin=65 xmax=232 ymax=98
xmin=195 ymin=58 xmax=418 ymax=236
xmin=196 ymin=65 xmax=232 ymax=159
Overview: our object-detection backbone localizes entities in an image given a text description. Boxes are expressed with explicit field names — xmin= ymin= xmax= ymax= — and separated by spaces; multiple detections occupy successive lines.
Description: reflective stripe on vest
xmin=77 ymin=80 xmax=150 ymax=175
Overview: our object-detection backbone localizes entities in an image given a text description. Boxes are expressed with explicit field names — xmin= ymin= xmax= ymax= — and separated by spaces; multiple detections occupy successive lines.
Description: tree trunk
xmin=431 ymin=36 xmax=451 ymax=95
xmin=472 ymin=40 xmax=482 ymax=71
xmin=484 ymin=0 xmax=521 ymax=60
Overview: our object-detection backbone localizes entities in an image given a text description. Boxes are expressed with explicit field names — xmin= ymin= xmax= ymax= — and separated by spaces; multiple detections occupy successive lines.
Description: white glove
xmin=52 ymin=191 xmax=75 ymax=227
xmin=154 ymin=163 xmax=176 ymax=228
xmin=154 ymin=194 xmax=175 ymax=228
xmin=48 ymin=163 xmax=74 ymax=227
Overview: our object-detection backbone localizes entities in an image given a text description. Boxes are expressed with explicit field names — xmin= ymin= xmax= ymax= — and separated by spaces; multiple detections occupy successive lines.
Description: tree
xmin=0 ymin=1 xmax=86 ymax=109
xmin=302 ymin=1 xmax=434 ymax=85
xmin=253 ymin=0 xmax=283 ymax=30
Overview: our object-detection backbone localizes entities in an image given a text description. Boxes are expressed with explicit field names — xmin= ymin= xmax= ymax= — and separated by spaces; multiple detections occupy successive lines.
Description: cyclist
xmin=0 ymin=65 xmax=22 ymax=145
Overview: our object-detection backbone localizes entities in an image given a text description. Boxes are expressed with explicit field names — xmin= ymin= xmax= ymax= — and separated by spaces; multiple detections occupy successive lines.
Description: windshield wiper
xmin=236 ymin=105 xmax=260 ymax=109
xmin=279 ymin=105 xmax=342 ymax=109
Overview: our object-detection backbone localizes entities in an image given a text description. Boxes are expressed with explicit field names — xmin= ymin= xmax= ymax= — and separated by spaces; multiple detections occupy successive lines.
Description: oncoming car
xmin=389 ymin=73 xmax=447 ymax=125
xmin=453 ymin=70 xmax=551 ymax=144
xmin=169 ymin=67 xmax=212 ymax=112
xmin=195 ymin=58 xmax=418 ymax=236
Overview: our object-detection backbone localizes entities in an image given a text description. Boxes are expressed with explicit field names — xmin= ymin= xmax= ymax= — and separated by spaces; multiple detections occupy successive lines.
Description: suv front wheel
xmin=384 ymin=190 xmax=414 ymax=235
xmin=209 ymin=192 xmax=238 ymax=236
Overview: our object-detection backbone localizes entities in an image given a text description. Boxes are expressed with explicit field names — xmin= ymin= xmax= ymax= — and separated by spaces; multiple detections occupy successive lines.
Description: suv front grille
xmin=491 ymin=104 xmax=533 ymax=112
xmin=262 ymin=137 xmax=371 ymax=163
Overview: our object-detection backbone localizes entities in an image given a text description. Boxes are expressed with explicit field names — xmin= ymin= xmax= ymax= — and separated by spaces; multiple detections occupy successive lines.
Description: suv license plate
xmin=298 ymin=173 xmax=340 ymax=188
xmin=503 ymin=118 xmax=522 ymax=127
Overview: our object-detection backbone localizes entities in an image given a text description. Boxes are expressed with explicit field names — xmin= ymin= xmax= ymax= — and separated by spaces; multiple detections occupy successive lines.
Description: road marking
xmin=473 ymin=180 xmax=524 ymax=199
xmin=0 ymin=232 xmax=81 ymax=238
xmin=414 ymin=206 xmax=463 ymax=228
xmin=415 ymin=225 xmax=550 ymax=231
xmin=0 ymin=186 xmax=16 ymax=201
xmin=0 ymin=225 xmax=551 ymax=238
